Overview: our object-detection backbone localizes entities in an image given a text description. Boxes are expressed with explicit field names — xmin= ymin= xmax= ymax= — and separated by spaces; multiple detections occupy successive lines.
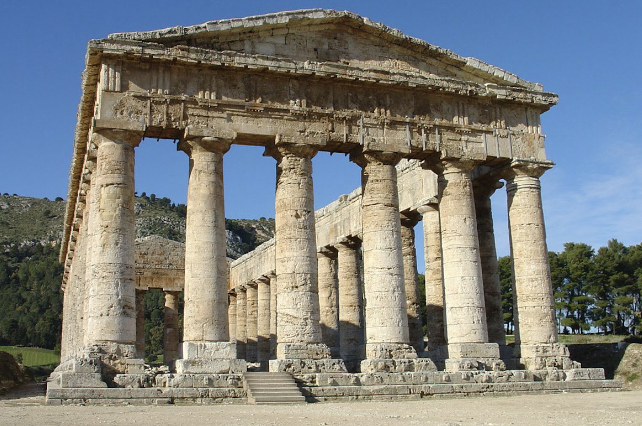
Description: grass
xmin=0 ymin=346 xmax=59 ymax=367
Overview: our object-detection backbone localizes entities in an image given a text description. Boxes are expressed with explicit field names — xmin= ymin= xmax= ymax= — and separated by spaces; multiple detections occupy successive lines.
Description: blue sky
xmin=1 ymin=1 xmax=641 ymax=271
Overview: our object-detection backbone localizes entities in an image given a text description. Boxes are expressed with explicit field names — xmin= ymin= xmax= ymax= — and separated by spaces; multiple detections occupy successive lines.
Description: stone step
xmin=243 ymin=372 xmax=306 ymax=405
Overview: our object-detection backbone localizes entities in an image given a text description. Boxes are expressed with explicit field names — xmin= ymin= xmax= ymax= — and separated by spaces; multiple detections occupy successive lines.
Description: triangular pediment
xmin=107 ymin=9 xmax=543 ymax=92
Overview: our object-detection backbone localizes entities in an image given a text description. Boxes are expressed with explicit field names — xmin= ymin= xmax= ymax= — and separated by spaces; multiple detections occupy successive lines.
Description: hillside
xmin=0 ymin=193 xmax=275 ymax=259
xmin=0 ymin=193 xmax=274 ymax=351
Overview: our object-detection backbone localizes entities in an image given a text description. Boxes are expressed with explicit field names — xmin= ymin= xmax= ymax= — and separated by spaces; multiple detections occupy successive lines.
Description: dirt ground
xmin=1 ymin=384 xmax=641 ymax=426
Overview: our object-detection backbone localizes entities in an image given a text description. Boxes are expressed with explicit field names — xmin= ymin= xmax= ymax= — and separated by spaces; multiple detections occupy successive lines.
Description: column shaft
xmin=246 ymin=284 xmax=258 ymax=363
xmin=135 ymin=289 xmax=146 ymax=358
xmin=257 ymin=278 xmax=271 ymax=367
xmin=354 ymin=152 xmax=414 ymax=360
xmin=228 ymin=293 xmax=237 ymax=343
xmin=236 ymin=289 xmax=247 ymax=359
xmin=400 ymin=215 xmax=425 ymax=354
xmin=274 ymin=145 xmax=328 ymax=360
xmin=337 ymin=242 xmax=364 ymax=365
xmin=269 ymin=274 xmax=277 ymax=359
xmin=85 ymin=130 xmax=139 ymax=354
xmin=163 ymin=291 xmax=180 ymax=367
xmin=474 ymin=181 xmax=506 ymax=347
xmin=318 ymin=250 xmax=340 ymax=357
xmin=182 ymin=138 xmax=230 ymax=347
xmin=419 ymin=204 xmax=446 ymax=349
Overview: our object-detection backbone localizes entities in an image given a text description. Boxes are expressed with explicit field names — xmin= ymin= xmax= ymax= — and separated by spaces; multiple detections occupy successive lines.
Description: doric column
xmin=272 ymin=144 xmax=332 ymax=364
xmin=400 ymin=212 xmax=425 ymax=355
xmin=245 ymin=283 xmax=258 ymax=363
xmin=228 ymin=293 xmax=237 ymax=343
xmin=268 ymin=273 xmax=277 ymax=360
xmin=336 ymin=239 xmax=364 ymax=369
xmin=351 ymin=152 xmax=417 ymax=367
xmin=505 ymin=160 xmax=571 ymax=369
xmin=235 ymin=287 xmax=247 ymax=360
xmin=177 ymin=131 xmax=241 ymax=373
xmin=417 ymin=204 xmax=446 ymax=350
xmin=317 ymin=247 xmax=340 ymax=357
xmin=85 ymin=129 xmax=141 ymax=368
xmin=135 ymin=289 xmax=146 ymax=358
xmin=163 ymin=291 xmax=180 ymax=367
xmin=473 ymin=178 xmax=507 ymax=348
xmin=431 ymin=159 xmax=502 ymax=371
xmin=257 ymin=277 xmax=271 ymax=368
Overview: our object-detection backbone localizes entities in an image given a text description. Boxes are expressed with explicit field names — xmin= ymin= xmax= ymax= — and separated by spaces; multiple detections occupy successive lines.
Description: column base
xmin=48 ymin=357 xmax=107 ymax=389
xmin=360 ymin=358 xmax=438 ymax=373
xmin=175 ymin=341 xmax=247 ymax=374
xmin=443 ymin=343 xmax=505 ymax=372
xmin=277 ymin=342 xmax=331 ymax=360
xmin=86 ymin=343 xmax=145 ymax=374
xmin=513 ymin=343 xmax=579 ymax=370
xmin=269 ymin=358 xmax=347 ymax=374
xmin=365 ymin=343 xmax=418 ymax=360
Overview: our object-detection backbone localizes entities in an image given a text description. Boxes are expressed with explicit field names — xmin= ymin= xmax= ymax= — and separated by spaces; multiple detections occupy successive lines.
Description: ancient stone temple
xmin=48 ymin=10 xmax=617 ymax=404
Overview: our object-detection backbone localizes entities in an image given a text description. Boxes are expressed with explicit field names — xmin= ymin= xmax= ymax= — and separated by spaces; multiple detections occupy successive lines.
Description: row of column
xmin=62 ymin=124 xmax=560 ymax=373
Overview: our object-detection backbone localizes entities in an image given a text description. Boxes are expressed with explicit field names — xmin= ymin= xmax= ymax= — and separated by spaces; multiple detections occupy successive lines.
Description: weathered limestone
xmin=400 ymin=212 xmax=425 ymax=355
xmin=235 ymin=288 xmax=247 ymax=360
xmin=431 ymin=159 xmax=502 ymax=371
xmin=85 ymin=129 xmax=142 ymax=369
xmin=54 ymin=9 xmax=610 ymax=404
xmin=177 ymin=132 xmax=241 ymax=374
xmin=245 ymin=283 xmax=258 ymax=363
xmin=271 ymin=144 xmax=336 ymax=371
xmin=256 ymin=277 xmax=271 ymax=367
xmin=352 ymin=152 xmax=418 ymax=371
xmin=505 ymin=160 xmax=572 ymax=369
xmin=317 ymin=248 xmax=340 ymax=357
xmin=163 ymin=291 xmax=180 ymax=367
xmin=473 ymin=178 xmax=507 ymax=350
xmin=336 ymin=239 xmax=364 ymax=370
xmin=135 ymin=290 xmax=146 ymax=358
xmin=418 ymin=204 xmax=446 ymax=351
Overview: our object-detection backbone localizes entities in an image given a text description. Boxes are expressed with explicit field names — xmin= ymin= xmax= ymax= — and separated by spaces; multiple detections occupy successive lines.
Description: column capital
xmin=417 ymin=203 xmax=438 ymax=215
xmin=91 ymin=128 xmax=143 ymax=148
xmin=178 ymin=136 xmax=231 ymax=156
xmin=336 ymin=236 xmax=361 ymax=251
xmin=349 ymin=150 xmax=402 ymax=168
xmin=400 ymin=210 xmax=421 ymax=228
xmin=473 ymin=176 xmax=504 ymax=198
xmin=268 ymin=143 xmax=318 ymax=160
xmin=501 ymin=159 xmax=554 ymax=180
xmin=422 ymin=158 xmax=479 ymax=176
xmin=317 ymin=246 xmax=338 ymax=259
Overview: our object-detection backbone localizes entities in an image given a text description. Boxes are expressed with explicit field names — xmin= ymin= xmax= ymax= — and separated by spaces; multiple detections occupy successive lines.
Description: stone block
xmin=517 ymin=343 xmax=569 ymax=358
xmin=180 ymin=341 xmax=237 ymax=359
xmin=269 ymin=358 xmax=347 ymax=374
xmin=447 ymin=342 xmax=500 ymax=359
xmin=52 ymin=372 xmax=107 ymax=388
xmin=175 ymin=359 xmax=247 ymax=374
xmin=565 ymin=368 xmax=605 ymax=381
xmin=365 ymin=343 xmax=418 ymax=360
xmin=276 ymin=343 xmax=331 ymax=359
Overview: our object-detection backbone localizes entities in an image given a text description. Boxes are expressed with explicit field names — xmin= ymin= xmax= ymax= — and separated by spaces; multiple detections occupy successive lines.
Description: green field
xmin=0 ymin=346 xmax=59 ymax=367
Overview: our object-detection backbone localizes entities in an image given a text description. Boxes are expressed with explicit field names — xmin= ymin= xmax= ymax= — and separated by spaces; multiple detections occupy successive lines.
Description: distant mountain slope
xmin=0 ymin=193 xmax=275 ymax=260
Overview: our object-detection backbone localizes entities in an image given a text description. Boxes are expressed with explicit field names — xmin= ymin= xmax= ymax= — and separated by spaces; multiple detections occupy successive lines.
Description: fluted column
xmin=268 ymin=273 xmax=277 ymax=360
xmin=273 ymin=144 xmax=330 ymax=362
xmin=400 ymin=212 xmax=425 ymax=355
xmin=236 ymin=287 xmax=247 ymax=360
xmin=318 ymin=248 xmax=340 ymax=357
xmin=337 ymin=239 xmax=364 ymax=369
xmin=505 ymin=160 xmax=570 ymax=369
xmin=431 ymin=159 xmax=501 ymax=371
xmin=418 ymin=204 xmax=446 ymax=350
xmin=85 ymin=129 xmax=141 ymax=367
xmin=351 ymin=152 xmax=416 ymax=364
xmin=135 ymin=289 xmax=146 ymax=358
xmin=473 ymin=179 xmax=506 ymax=348
xmin=163 ymin=291 xmax=180 ymax=367
xmin=257 ymin=277 xmax=271 ymax=368
xmin=177 ymin=132 xmax=240 ymax=373
xmin=228 ymin=293 xmax=237 ymax=343
xmin=245 ymin=283 xmax=258 ymax=363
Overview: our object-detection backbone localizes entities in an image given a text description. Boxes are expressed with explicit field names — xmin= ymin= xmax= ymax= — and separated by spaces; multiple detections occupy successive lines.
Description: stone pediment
xmin=106 ymin=9 xmax=543 ymax=93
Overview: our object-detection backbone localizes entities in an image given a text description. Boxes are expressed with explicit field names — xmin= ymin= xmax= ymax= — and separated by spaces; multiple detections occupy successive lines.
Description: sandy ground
xmin=1 ymin=384 xmax=641 ymax=426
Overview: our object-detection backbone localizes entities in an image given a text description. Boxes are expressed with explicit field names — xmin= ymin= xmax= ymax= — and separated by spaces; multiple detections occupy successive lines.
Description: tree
xmin=555 ymin=243 xmax=595 ymax=334
xmin=497 ymin=256 xmax=513 ymax=334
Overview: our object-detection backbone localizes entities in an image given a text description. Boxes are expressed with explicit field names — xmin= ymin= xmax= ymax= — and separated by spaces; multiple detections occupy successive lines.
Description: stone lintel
xmin=183 ymin=125 xmax=236 ymax=141
xmin=93 ymin=118 xmax=146 ymax=134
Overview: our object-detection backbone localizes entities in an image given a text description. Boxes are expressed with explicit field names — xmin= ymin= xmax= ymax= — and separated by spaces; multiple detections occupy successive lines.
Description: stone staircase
xmin=243 ymin=372 xmax=306 ymax=404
